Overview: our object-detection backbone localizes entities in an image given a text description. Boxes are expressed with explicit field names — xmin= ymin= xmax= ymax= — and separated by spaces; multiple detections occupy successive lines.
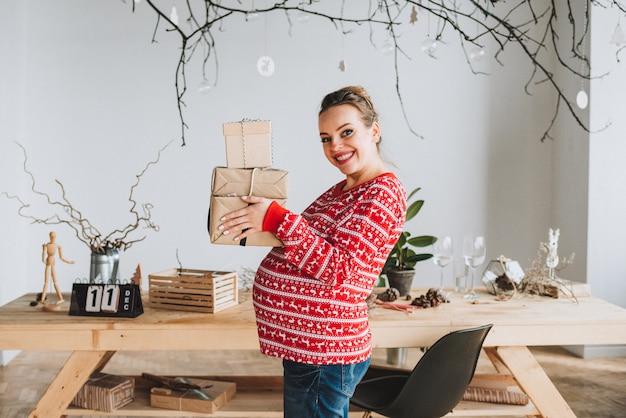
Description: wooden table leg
xmin=495 ymin=346 xmax=576 ymax=418
xmin=28 ymin=350 xmax=116 ymax=418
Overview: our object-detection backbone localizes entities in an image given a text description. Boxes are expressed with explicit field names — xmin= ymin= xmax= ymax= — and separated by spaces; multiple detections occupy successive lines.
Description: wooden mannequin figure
xmin=40 ymin=231 xmax=74 ymax=307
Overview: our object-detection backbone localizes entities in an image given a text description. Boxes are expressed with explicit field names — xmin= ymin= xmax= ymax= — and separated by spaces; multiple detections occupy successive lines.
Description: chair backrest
xmin=379 ymin=324 xmax=493 ymax=418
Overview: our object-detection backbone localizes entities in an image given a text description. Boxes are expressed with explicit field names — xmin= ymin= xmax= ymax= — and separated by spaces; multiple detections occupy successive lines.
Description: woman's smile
xmin=335 ymin=151 xmax=354 ymax=163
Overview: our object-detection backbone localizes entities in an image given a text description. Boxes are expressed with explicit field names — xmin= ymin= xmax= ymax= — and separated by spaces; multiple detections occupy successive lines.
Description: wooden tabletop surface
xmin=2 ymin=288 xmax=626 ymax=351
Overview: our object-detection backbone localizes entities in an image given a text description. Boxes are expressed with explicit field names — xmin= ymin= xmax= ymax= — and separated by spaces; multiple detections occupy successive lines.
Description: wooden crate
xmin=148 ymin=269 xmax=238 ymax=313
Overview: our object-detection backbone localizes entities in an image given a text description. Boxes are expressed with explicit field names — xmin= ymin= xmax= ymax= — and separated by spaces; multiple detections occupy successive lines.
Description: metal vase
xmin=89 ymin=248 xmax=121 ymax=283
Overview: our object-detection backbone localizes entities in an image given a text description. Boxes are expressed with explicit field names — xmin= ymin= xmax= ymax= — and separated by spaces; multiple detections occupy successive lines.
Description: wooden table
xmin=2 ymin=288 xmax=626 ymax=417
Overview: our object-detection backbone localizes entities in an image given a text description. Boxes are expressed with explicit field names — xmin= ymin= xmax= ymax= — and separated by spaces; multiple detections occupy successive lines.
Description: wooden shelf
xmin=65 ymin=387 xmax=283 ymax=417
xmin=64 ymin=392 xmax=538 ymax=417
xmin=62 ymin=375 xmax=539 ymax=417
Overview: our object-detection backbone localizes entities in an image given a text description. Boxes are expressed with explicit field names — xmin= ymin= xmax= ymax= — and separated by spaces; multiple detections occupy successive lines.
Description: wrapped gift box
xmin=71 ymin=372 xmax=134 ymax=412
xmin=212 ymin=166 xmax=288 ymax=199
xmin=209 ymin=166 xmax=288 ymax=247
xmin=150 ymin=378 xmax=236 ymax=414
xmin=223 ymin=120 xmax=272 ymax=168
xmin=209 ymin=196 xmax=286 ymax=246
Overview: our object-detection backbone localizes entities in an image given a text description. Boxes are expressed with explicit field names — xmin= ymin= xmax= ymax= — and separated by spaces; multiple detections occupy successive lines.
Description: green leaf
xmin=384 ymin=186 xmax=435 ymax=270
xmin=406 ymin=187 xmax=422 ymax=201
xmin=405 ymin=199 xmax=424 ymax=222
xmin=406 ymin=253 xmax=434 ymax=263
xmin=407 ymin=235 xmax=437 ymax=248
xmin=396 ymin=232 xmax=408 ymax=247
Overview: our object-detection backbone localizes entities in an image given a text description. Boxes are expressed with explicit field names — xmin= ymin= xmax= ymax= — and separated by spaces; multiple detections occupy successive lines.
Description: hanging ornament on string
xmin=257 ymin=56 xmax=276 ymax=77
xmin=421 ymin=38 xmax=438 ymax=56
xmin=469 ymin=46 xmax=485 ymax=61
xmin=247 ymin=0 xmax=259 ymax=22
xmin=197 ymin=80 xmax=212 ymax=95
xmin=469 ymin=8 xmax=485 ymax=62
xmin=576 ymin=0 xmax=589 ymax=110
xmin=381 ymin=39 xmax=395 ymax=56
xmin=338 ymin=33 xmax=347 ymax=72
xmin=297 ymin=11 xmax=310 ymax=24
xmin=421 ymin=9 xmax=438 ymax=58
xmin=576 ymin=90 xmax=588 ymax=109
xmin=257 ymin=5 xmax=275 ymax=77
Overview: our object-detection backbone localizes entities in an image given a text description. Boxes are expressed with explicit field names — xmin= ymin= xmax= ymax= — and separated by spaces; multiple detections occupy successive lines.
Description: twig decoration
xmin=2 ymin=140 xmax=173 ymax=253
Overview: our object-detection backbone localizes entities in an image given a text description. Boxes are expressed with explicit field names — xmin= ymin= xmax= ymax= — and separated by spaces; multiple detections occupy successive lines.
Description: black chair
xmin=350 ymin=324 xmax=493 ymax=418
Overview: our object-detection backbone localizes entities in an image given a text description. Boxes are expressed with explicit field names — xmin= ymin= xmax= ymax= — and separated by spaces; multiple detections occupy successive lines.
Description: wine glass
xmin=462 ymin=236 xmax=486 ymax=300
xmin=432 ymin=236 xmax=453 ymax=294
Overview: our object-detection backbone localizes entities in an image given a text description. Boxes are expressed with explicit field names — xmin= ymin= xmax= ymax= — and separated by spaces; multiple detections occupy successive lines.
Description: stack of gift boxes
xmin=208 ymin=120 xmax=289 ymax=247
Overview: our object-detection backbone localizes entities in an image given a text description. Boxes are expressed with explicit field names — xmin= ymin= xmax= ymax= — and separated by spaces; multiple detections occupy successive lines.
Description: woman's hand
xmin=218 ymin=196 xmax=272 ymax=242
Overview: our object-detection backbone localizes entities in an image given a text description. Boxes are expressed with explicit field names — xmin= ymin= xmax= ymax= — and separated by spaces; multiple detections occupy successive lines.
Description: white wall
xmin=0 ymin=1 xmax=623 ymax=362
xmin=586 ymin=6 xmax=626 ymax=357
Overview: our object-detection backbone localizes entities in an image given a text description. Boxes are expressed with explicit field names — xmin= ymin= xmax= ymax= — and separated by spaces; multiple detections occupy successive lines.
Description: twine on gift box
xmin=237 ymin=167 xmax=260 ymax=247
xmin=238 ymin=118 xmax=273 ymax=168
xmin=248 ymin=167 xmax=258 ymax=196
xmin=170 ymin=377 xmax=212 ymax=410
xmin=240 ymin=119 xmax=249 ymax=168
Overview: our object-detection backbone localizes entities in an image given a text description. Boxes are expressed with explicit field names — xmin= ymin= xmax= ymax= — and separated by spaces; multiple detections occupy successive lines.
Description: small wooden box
xmin=71 ymin=372 xmax=134 ymax=412
xmin=150 ymin=378 xmax=236 ymax=414
xmin=148 ymin=269 xmax=238 ymax=313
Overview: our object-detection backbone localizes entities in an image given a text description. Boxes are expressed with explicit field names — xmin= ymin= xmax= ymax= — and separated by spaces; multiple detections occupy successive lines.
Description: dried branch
xmin=2 ymin=141 xmax=172 ymax=253
xmin=519 ymin=245 xmax=577 ymax=302
xmin=130 ymin=0 xmax=626 ymax=145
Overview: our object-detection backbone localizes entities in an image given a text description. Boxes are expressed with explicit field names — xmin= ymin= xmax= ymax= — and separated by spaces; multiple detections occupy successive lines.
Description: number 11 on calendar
xmin=85 ymin=285 xmax=120 ymax=313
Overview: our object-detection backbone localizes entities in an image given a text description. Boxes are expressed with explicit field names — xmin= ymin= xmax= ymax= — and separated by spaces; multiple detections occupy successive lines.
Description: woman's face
xmin=318 ymin=104 xmax=382 ymax=185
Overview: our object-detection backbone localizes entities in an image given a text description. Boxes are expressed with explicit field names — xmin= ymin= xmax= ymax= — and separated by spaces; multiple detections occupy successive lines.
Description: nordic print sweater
xmin=253 ymin=173 xmax=407 ymax=365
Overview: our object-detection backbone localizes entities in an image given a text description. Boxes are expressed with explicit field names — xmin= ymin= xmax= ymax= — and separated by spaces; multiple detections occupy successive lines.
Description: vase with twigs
xmin=2 ymin=141 xmax=171 ymax=283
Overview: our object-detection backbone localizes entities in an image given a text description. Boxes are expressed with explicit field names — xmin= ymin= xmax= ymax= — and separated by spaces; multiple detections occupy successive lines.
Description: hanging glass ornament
xmin=469 ymin=46 xmax=485 ymax=61
xmin=338 ymin=60 xmax=347 ymax=72
xmin=421 ymin=38 xmax=438 ymax=56
xmin=257 ymin=56 xmax=276 ymax=77
xmin=197 ymin=80 xmax=211 ymax=95
xmin=576 ymin=90 xmax=589 ymax=109
xmin=381 ymin=40 xmax=394 ymax=56
xmin=297 ymin=12 xmax=310 ymax=23
xmin=246 ymin=12 xmax=259 ymax=22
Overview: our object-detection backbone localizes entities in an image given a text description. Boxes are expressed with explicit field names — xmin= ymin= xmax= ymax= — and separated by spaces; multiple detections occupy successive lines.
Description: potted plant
xmin=381 ymin=187 xmax=437 ymax=297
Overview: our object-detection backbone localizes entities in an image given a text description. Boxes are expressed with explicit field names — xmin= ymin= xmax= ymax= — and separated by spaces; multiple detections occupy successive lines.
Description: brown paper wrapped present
xmin=209 ymin=166 xmax=288 ymax=247
xmin=223 ymin=120 xmax=272 ymax=168
xmin=150 ymin=378 xmax=236 ymax=414
xmin=71 ymin=372 xmax=134 ymax=412
xmin=212 ymin=166 xmax=288 ymax=199
xmin=209 ymin=196 xmax=286 ymax=246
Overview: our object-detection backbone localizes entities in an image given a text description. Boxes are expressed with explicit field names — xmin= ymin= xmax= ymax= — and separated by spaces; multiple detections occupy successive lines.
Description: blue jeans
xmin=283 ymin=359 xmax=371 ymax=418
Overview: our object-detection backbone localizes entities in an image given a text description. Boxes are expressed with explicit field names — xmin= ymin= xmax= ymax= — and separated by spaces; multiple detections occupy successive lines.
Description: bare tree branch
xmin=129 ymin=0 xmax=626 ymax=144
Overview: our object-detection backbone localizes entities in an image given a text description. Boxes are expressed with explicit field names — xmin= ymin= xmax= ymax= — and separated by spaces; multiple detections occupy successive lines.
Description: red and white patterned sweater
xmin=252 ymin=173 xmax=406 ymax=365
